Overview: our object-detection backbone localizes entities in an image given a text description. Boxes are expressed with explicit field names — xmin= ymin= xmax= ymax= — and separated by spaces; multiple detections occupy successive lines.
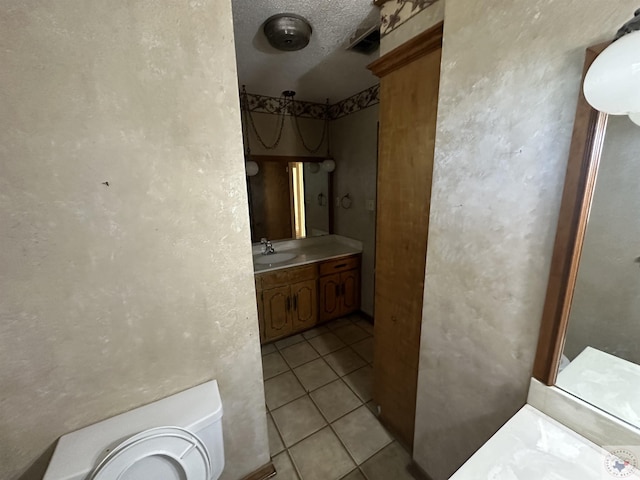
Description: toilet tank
xmin=43 ymin=380 xmax=224 ymax=480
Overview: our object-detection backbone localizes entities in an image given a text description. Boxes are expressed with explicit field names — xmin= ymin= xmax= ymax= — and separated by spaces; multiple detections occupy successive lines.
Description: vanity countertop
xmin=252 ymin=235 xmax=363 ymax=274
xmin=557 ymin=346 xmax=640 ymax=428
xmin=450 ymin=404 xmax=640 ymax=479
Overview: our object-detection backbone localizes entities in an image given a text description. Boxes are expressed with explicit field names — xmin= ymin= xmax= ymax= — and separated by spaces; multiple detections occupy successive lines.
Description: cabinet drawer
xmin=260 ymin=264 xmax=318 ymax=289
xmin=319 ymin=255 xmax=360 ymax=276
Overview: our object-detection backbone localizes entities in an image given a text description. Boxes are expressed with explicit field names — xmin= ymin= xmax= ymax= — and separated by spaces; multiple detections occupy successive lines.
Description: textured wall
xmin=330 ymin=106 xmax=379 ymax=316
xmin=243 ymin=112 xmax=328 ymax=158
xmin=565 ymin=115 xmax=640 ymax=365
xmin=410 ymin=1 xmax=638 ymax=479
xmin=0 ymin=2 xmax=268 ymax=479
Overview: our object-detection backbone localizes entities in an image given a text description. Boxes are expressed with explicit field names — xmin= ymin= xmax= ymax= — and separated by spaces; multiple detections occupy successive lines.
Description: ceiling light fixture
xmin=263 ymin=13 xmax=312 ymax=52
xmin=583 ymin=9 xmax=640 ymax=117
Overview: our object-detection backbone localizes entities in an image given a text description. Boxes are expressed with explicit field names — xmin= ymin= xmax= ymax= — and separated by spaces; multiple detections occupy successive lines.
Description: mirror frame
xmin=246 ymin=154 xmax=334 ymax=239
xmin=533 ymin=41 xmax=612 ymax=385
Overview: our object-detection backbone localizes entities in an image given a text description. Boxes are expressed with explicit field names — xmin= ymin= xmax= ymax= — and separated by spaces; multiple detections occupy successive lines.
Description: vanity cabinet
xmin=319 ymin=256 xmax=360 ymax=322
xmin=255 ymin=254 xmax=361 ymax=343
xmin=256 ymin=264 xmax=319 ymax=343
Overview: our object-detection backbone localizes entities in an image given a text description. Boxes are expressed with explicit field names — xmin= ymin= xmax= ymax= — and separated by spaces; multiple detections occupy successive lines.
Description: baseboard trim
xmin=408 ymin=460 xmax=434 ymax=480
xmin=241 ymin=462 xmax=276 ymax=480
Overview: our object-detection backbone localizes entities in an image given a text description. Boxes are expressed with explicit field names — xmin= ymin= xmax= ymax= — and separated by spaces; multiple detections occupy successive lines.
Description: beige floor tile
xmin=352 ymin=318 xmax=374 ymax=335
xmin=302 ymin=325 xmax=330 ymax=339
xmin=289 ymin=427 xmax=356 ymax=480
xmin=280 ymin=341 xmax=320 ymax=368
xmin=272 ymin=451 xmax=300 ymax=480
xmin=343 ymin=365 xmax=373 ymax=402
xmin=308 ymin=332 xmax=346 ymax=355
xmin=332 ymin=406 xmax=392 ymax=464
xmin=262 ymin=343 xmax=277 ymax=355
xmin=271 ymin=396 xmax=327 ymax=447
xmin=275 ymin=334 xmax=306 ymax=350
xmin=340 ymin=469 xmax=366 ymax=480
xmin=264 ymin=371 xmax=306 ymax=410
xmin=267 ymin=413 xmax=285 ymax=456
xmin=293 ymin=358 xmax=338 ymax=392
xmin=332 ymin=324 xmax=370 ymax=345
xmin=262 ymin=351 xmax=290 ymax=380
xmin=310 ymin=379 xmax=362 ymax=422
xmin=324 ymin=347 xmax=366 ymax=376
xmin=360 ymin=442 xmax=414 ymax=480
xmin=351 ymin=337 xmax=374 ymax=364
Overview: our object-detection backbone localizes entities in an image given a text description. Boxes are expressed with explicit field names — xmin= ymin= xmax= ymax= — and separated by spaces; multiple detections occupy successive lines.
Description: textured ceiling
xmin=231 ymin=0 xmax=380 ymax=103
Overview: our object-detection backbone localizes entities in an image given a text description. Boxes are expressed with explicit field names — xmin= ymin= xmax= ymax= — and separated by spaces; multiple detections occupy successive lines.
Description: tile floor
xmin=261 ymin=314 xmax=416 ymax=480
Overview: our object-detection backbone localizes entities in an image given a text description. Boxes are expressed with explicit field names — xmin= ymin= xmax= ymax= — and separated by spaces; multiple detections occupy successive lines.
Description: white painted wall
xmin=330 ymin=106 xmax=380 ymax=316
xmin=0 ymin=2 xmax=268 ymax=479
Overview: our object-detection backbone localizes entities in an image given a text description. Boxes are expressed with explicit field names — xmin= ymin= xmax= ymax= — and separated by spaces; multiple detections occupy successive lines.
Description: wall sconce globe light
xmin=583 ymin=9 xmax=640 ymax=115
xmin=245 ymin=161 xmax=259 ymax=177
xmin=321 ymin=159 xmax=336 ymax=172
xmin=308 ymin=162 xmax=320 ymax=174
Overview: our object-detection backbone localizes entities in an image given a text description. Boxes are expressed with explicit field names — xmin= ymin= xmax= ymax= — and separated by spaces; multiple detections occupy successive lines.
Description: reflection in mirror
xmin=557 ymin=115 xmax=640 ymax=427
xmin=247 ymin=158 xmax=330 ymax=243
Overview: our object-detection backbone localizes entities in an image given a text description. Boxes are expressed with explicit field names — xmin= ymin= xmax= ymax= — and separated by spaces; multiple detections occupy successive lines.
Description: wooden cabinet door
xmin=291 ymin=279 xmax=317 ymax=332
xmin=319 ymin=273 xmax=341 ymax=322
xmin=262 ymin=286 xmax=292 ymax=341
xmin=340 ymin=270 xmax=360 ymax=316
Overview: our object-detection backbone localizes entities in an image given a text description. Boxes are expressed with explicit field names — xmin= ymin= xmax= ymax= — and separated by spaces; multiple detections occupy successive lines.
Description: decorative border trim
xmin=241 ymin=85 xmax=380 ymax=121
xmin=329 ymin=85 xmax=380 ymax=120
xmin=380 ymin=0 xmax=440 ymax=37
xmin=242 ymin=93 xmax=327 ymax=120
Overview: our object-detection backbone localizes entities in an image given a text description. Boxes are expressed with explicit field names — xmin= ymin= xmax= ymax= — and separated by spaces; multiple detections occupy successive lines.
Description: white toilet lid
xmin=88 ymin=426 xmax=211 ymax=480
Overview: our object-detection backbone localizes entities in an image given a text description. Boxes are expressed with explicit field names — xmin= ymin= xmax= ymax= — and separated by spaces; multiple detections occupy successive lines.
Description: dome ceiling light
xmin=263 ymin=13 xmax=312 ymax=51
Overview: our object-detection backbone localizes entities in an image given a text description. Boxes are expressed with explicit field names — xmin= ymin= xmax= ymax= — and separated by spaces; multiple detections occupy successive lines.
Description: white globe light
xmin=583 ymin=30 xmax=640 ymax=115
xmin=321 ymin=159 xmax=336 ymax=172
xmin=308 ymin=162 xmax=320 ymax=173
xmin=245 ymin=161 xmax=259 ymax=176
xmin=630 ymin=112 xmax=640 ymax=126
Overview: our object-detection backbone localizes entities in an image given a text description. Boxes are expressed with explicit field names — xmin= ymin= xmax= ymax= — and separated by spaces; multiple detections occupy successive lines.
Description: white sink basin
xmin=254 ymin=252 xmax=297 ymax=265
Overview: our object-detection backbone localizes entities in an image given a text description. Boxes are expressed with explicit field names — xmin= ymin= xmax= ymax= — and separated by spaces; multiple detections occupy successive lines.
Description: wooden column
xmin=368 ymin=22 xmax=443 ymax=450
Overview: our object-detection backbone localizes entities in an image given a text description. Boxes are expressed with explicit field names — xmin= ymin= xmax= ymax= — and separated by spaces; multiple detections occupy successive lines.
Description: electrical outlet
xmin=367 ymin=199 xmax=375 ymax=211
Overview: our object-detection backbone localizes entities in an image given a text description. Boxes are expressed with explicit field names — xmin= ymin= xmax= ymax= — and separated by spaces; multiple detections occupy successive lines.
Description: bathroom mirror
xmin=246 ymin=155 xmax=333 ymax=243
xmin=533 ymin=41 xmax=640 ymax=428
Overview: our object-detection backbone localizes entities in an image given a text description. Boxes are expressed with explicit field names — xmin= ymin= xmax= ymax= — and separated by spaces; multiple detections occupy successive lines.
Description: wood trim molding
xmin=532 ymin=42 xmax=610 ymax=385
xmin=240 ymin=462 xmax=276 ymax=480
xmin=367 ymin=22 xmax=443 ymax=78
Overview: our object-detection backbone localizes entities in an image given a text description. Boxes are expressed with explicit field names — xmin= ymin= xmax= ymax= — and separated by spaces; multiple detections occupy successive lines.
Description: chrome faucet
xmin=260 ymin=238 xmax=276 ymax=255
